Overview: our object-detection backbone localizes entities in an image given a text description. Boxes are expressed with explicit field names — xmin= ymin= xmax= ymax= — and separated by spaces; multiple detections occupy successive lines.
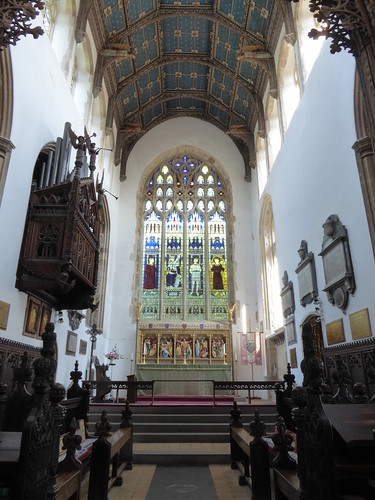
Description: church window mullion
xmin=182 ymin=211 xmax=187 ymax=321
xmin=204 ymin=216 xmax=210 ymax=320
xmin=160 ymin=209 xmax=166 ymax=321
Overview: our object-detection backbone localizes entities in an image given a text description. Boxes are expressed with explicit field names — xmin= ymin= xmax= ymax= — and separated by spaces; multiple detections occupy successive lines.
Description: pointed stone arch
xmin=0 ymin=47 xmax=15 ymax=205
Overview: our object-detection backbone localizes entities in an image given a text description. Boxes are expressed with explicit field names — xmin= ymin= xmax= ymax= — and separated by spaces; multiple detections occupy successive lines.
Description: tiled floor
xmin=81 ymin=463 xmax=251 ymax=499
xmin=80 ymin=441 xmax=251 ymax=499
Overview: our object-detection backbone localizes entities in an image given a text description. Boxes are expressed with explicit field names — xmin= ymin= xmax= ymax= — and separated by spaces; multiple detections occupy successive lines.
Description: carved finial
xmin=230 ymin=401 xmax=242 ymax=428
xmin=70 ymin=360 xmax=82 ymax=383
xmin=281 ymin=270 xmax=289 ymax=288
xmin=271 ymin=416 xmax=296 ymax=469
xmin=320 ymin=383 xmax=335 ymax=404
xmin=33 ymin=322 xmax=57 ymax=393
xmin=283 ymin=363 xmax=295 ymax=397
xmin=249 ymin=409 xmax=266 ymax=438
xmin=353 ymin=382 xmax=369 ymax=404
xmin=13 ymin=352 xmax=32 ymax=392
xmin=50 ymin=382 xmax=66 ymax=405
xmin=298 ymin=240 xmax=308 ymax=262
xmin=120 ymin=400 xmax=133 ymax=428
xmin=300 ymin=322 xmax=324 ymax=393
xmin=95 ymin=410 xmax=112 ymax=439
xmin=58 ymin=418 xmax=82 ymax=472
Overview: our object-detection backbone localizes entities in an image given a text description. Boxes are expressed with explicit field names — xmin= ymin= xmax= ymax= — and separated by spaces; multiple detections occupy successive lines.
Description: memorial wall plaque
xmin=319 ymin=215 xmax=355 ymax=310
xmin=290 ymin=348 xmax=297 ymax=368
xmin=280 ymin=271 xmax=295 ymax=318
xmin=295 ymin=240 xmax=318 ymax=306
xmin=326 ymin=318 xmax=345 ymax=345
xmin=349 ymin=308 xmax=372 ymax=340
xmin=285 ymin=316 xmax=297 ymax=345
xmin=0 ymin=300 xmax=10 ymax=330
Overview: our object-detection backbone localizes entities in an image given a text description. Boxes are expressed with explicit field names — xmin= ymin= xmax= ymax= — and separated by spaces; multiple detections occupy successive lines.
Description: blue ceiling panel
xmin=247 ymin=0 xmax=273 ymax=38
xmin=233 ymin=84 xmax=251 ymax=119
xmin=121 ymin=82 xmax=139 ymax=116
xmin=114 ymin=59 xmax=134 ymax=83
xmin=126 ymin=0 xmax=156 ymax=24
xmin=100 ymin=0 xmax=126 ymax=36
xmin=239 ymin=60 xmax=258 ymax=85
xmin=132 ymin=23 xmax=159 ymax=68
xmin=166 ymin=98 xmax=206 ymax=110
xmin=161 ymin=17 xmax=212 ymax=54
xmin=164 ymin=62 xmax=208 ymax=91
xmin=94 ymin=0 xmax=278 ymax=134
xmin=218 ymin=0 xmax=247 ymax=26
xmin=143 ymin=103 xmax=163 ymax=126
xmin=211 ymin=69 xmax=233 ymax=107
xmin=138 ymin=68 xmax=161 ymax=105
xmin=214 ymin=25 xmax=241 ymax=71
xmin=208 ymin=104 xmax=228 ymax=126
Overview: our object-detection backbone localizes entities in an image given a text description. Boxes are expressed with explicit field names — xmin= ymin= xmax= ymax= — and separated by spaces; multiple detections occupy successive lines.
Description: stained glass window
xmin=140 ymin=155 xmax=230 ymax=321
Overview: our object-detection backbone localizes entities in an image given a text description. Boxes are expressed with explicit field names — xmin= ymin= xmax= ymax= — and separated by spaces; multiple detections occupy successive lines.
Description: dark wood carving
xmin=0 ymin=1 xmax=44 ymax=50
xmin=16 ymin=126 xmax=101 ymax=311
xmin=0 ymin=337 xmax=40 ymax=397
xmin=322 ymin=336 xmax=375 ymax=401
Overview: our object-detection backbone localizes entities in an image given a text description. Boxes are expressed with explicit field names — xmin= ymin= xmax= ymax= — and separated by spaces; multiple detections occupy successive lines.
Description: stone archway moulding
xmin=0 ymin=47 xmax=15 ymax=206
xmin=133 ymin=144 xmax=235 ymax=325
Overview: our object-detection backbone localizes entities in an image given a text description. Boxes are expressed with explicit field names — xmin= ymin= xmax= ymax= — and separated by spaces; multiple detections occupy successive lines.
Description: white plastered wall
xmin=104 ymin=117 xmax=260 ymax=382
xmin=251 ymin=42 xmax=375 ymax=385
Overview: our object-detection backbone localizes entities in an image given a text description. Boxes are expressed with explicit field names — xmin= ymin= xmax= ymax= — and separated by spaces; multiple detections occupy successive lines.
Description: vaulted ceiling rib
xmin=86 ymin=0 xmax=283 ymax=181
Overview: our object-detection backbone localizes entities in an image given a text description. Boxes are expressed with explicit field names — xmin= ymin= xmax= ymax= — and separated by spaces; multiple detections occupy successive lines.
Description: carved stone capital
xmin=353 ymin=135 xmax=374 ymax=159
xmin=75 ymin=0 xmax=92 ymax=43
xmin=0 ymin=136 xmax=15 ymax=159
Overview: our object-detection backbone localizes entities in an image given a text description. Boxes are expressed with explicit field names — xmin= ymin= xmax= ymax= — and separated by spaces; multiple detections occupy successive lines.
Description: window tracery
xmin=140 ymin=154 xmax=229 ymax=322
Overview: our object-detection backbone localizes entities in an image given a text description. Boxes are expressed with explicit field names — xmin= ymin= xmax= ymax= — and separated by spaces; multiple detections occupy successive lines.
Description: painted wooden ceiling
xmin=88 ymin=0 xmax=284 ymax=179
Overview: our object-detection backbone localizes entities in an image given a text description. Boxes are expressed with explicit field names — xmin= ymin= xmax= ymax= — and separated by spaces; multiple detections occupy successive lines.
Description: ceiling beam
xmin=108 ymin=5 xmax=265 ymax=47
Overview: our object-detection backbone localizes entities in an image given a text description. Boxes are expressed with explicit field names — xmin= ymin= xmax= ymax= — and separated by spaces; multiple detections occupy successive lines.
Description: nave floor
xmin=81 ymin=463 xmax=251 ymax=499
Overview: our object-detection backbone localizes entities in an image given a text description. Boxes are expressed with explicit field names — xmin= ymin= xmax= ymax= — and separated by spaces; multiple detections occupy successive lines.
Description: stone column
xmin=353 ymin=136 xmax=375 ymax=259
xmin=0 ymin=136 xmax=15 ymax=205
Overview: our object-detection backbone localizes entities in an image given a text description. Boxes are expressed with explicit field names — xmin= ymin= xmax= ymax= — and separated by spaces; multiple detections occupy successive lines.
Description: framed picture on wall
xmin=79 ymin=339 xmax=88 ymax=355
xmin=66 ymin=331 xmax=78 ymax=356
xmin=23 ymin=295 xmax=51 ymax=338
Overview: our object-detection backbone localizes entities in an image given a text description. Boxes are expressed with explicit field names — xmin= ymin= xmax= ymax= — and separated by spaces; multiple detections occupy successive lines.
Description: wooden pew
xmin=0 ymin=325 xmax=89 ymax=500
xmin=88 ymin=410 xmax=133 ymax=500
xmin=0 ymin=323 xmax=68 ymax=499
xmin=272 ymin=323 xmax=375 ymax=500
xmin=229 ymin=404 xmax=272 ymax=499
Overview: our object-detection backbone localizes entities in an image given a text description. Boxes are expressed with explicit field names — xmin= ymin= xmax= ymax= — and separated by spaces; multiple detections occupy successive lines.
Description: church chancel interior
xmin=1 ymin=1 xmax=375 ymax=499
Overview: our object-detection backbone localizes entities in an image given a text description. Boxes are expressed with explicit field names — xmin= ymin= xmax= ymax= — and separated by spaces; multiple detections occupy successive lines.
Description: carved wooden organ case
xmin=16 ymin=128 xmax=101 ymax=311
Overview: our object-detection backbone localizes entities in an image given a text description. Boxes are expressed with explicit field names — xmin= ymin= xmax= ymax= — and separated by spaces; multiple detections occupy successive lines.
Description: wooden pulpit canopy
xmin=16 ymin=125 xmax=102 ymax=311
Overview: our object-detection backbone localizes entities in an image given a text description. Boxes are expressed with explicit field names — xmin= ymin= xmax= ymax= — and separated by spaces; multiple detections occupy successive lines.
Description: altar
xmin=135 ymin=323 xmax=232 ymax=396
xmin=135 ymin=364 xmax=232 ymax=396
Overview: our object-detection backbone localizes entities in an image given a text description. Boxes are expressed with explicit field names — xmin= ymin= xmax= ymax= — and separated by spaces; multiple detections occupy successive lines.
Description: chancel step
xmin=88 ymin=401 xmax=277 ymax=464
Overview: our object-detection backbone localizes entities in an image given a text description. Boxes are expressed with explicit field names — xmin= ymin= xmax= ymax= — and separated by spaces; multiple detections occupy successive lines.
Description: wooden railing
xmin=213 ymin=380 xmax=285 ymax=405
xmin=87 ymin=380 xmax=155 ymax=404
xmin=87 ymin=379 xmax=285 ymax=406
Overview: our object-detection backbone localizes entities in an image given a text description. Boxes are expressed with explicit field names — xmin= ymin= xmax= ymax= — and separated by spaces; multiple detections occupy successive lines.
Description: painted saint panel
xmin=194 ymin=336 xmax=209 ymax=359
xmin=141 ymin=211 xmax=161 ymax=319
xmin=159 ymin=336 xmax=174 ymax=360
xmin=187 ymin=212 xmax=205 ymax=320
xmin=209 ymin=212 xmax=228 ymax=320
xmin=164 ymin=211 xmax=183 ymax=320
